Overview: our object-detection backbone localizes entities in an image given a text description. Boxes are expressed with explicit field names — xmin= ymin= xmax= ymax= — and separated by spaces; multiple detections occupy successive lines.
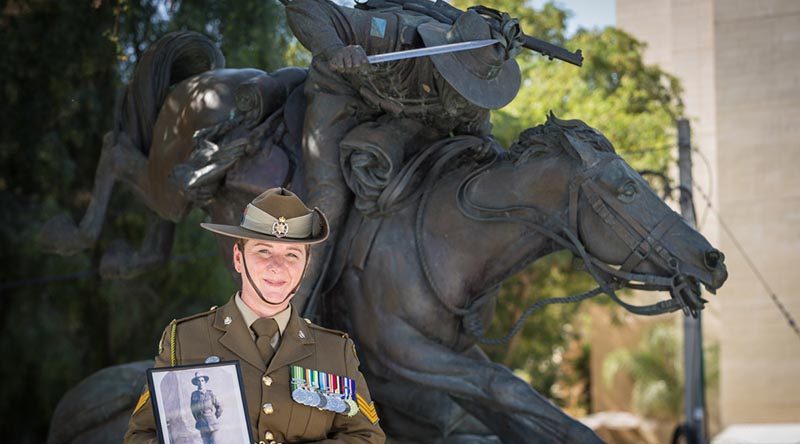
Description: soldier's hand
xmin=469 ymin=6 xmax=524 ymax=59
xmin=329 ymin=45 xmax=369 ymax=74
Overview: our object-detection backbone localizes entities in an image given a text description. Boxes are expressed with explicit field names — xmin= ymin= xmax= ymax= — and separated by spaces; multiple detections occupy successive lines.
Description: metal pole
xmin=677 ymin=118 xmax=707 ymax=444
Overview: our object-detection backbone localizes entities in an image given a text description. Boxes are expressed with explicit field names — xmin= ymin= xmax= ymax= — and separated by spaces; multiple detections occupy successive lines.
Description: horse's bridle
xmin=447 ymin=148 xmax=709 ymax=338
xmin=565 ymin=156 xmax=707 ymax=317
xmin=404 ymin=135 xmax=712 ymax=345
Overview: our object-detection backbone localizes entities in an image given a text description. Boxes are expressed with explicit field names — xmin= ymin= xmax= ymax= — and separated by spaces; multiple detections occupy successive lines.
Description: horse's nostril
xmin=704 ymin=250 xmax=723 ymax=269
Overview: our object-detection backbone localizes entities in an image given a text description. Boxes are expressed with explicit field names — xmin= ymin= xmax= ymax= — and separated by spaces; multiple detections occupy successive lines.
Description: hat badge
xmin=272 ymin=216 xmax=289 ymax=238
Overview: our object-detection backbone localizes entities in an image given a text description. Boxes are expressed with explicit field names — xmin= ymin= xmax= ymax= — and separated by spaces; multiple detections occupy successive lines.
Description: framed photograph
xmin=147 ymin=361 xmax=253 ymax=444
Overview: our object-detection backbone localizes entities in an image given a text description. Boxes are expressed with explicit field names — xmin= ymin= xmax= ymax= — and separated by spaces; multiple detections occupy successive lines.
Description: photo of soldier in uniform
xmin=189 ymin=371 xmax=222 ymax=444
xmin=147 ymin=362 xmax=252 ymax=444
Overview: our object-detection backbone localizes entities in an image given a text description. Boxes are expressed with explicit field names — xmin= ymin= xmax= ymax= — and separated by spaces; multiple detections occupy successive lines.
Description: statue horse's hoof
xmin=37 ymin=212 xmax=92 ymax=255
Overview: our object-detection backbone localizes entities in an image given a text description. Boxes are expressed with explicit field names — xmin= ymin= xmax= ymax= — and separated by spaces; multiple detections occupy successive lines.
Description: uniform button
xmin=262 ymin=375 xmax=273 ymax=386
xmin=262 ymin=402 xmax=274 ymax=415
xmin=264 ymin=431 xmax=274 ymax=440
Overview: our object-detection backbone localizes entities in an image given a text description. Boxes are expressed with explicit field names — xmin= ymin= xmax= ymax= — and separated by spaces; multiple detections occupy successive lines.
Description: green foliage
xmin=602 ymin=324 xmax=683 ymax=420
xmin=0 ymin=1 xmax=282 ymax=440
xmin=602 ymin=323 xmax=719 ymax=421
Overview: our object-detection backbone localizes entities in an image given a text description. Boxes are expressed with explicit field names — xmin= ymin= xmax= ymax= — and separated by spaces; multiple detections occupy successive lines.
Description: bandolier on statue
xmin=281 ymin=0 xmax=526 ymax=307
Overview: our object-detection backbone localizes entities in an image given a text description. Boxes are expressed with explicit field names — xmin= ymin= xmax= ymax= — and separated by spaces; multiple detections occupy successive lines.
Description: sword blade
xmin=367 ymin=39 xmax=500 ymax=64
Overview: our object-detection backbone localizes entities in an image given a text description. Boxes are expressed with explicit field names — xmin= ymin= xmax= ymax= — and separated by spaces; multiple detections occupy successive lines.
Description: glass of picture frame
xmin=147 ymin=361 xmax=253 ymax=444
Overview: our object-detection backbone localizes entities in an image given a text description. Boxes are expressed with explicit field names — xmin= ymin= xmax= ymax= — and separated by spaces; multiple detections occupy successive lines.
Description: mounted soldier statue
xmin=40 ymin=1 xmax=727 ymax=443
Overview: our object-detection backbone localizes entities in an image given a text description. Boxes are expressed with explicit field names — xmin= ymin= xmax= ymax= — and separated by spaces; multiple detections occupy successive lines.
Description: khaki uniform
xmin=124 ymin=295 xmax=385 ymax=444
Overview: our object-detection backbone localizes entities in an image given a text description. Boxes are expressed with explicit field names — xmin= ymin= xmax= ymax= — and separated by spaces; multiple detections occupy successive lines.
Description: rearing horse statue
xmin=42 ymin=32 xmax=727 ymax=444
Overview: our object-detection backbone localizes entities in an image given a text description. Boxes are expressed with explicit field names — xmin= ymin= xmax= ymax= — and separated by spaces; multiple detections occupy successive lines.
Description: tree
xmin=602 ymin=323 xmax=719 ymax=422
xmin=0 ymin=1 xmax=286 ymax=441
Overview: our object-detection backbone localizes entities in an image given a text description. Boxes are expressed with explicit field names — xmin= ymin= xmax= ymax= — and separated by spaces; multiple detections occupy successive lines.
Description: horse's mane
xmin=509 ymin=113 xmax=616 ymax=165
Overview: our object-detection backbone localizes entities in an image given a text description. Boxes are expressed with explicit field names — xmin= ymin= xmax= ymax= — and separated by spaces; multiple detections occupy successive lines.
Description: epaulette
xmin=303 ymin=318 xmax=349 ymax=339
xmin=165 ymin=306 xmax=220 ymax=367
xmin=174 ymin=305 xmax=220 ymax=324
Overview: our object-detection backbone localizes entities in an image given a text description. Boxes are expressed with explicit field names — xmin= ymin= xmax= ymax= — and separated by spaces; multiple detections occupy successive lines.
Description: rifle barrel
xmin=523 ymin=34 xmax=583 ymax=67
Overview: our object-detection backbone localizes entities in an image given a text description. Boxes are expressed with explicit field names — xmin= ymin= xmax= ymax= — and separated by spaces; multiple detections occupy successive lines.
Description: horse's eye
xmin=618 ymin=181 xmax=637 ymax=203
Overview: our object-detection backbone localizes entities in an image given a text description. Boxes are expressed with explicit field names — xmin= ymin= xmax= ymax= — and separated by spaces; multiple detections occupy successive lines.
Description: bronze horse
xmin=43 ymin=32 xmax=727 ymax=443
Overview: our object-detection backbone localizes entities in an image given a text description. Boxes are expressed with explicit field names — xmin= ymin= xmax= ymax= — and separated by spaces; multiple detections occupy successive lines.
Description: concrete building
xmin=615 ymin=0 xmax=800 ymax=432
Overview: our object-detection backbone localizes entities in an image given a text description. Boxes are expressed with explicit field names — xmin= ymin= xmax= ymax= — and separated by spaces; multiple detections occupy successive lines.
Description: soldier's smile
xmin=234 ymin=239 xmax=309 ymax=315
xmin=264 ymin=277 xmax=288 ymax=287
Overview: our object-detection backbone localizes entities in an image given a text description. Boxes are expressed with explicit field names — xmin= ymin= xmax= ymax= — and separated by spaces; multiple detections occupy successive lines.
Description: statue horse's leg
xmin=99 ymin=213 xmax=175 ymax=280
xmin=37 ymin=131 xmax=177 ymax=279
xmin=38 ymin=131 xmax=153 ymax=255
xmin=370 ymin=324 xmax=602 ymax=444
xmin=369 ymin=375 xmax=500 ymax=444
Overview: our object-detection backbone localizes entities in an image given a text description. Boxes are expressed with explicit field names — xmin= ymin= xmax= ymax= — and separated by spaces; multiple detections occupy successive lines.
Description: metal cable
xmin=691 ymin=183 xmax=800 ymax=340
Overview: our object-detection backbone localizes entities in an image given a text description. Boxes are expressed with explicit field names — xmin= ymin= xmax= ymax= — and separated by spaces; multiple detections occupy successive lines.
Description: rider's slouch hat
xmin=418 ymin=9 xmax=521 ymax=110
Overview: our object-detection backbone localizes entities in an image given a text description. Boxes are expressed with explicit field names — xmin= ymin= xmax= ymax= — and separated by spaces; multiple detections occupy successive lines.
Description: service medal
xmin=344 ymin=398 xmax=360 ymax=417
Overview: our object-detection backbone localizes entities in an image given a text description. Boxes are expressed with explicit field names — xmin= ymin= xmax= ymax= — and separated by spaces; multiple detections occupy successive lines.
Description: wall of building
xmin=712 ymin=0 xmax=800 ymax=424
xmin=615 ymin=0 xmax=800 ymax=427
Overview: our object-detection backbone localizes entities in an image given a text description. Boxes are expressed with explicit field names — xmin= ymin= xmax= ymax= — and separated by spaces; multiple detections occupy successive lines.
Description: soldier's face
xmin=234 ymin=239 xmax=308 ymax=313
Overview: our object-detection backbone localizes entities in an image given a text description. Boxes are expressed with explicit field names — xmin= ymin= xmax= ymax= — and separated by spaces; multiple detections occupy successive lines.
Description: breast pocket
xmin=285 ymin=402 xmax=335 ymax=442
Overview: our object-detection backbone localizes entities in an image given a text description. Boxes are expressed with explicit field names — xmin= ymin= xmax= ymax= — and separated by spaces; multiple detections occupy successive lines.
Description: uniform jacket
xmin=190 ymin=389 xmax=221 ymax=432
xmin=124 ymin=296 xmax=385 ymax=444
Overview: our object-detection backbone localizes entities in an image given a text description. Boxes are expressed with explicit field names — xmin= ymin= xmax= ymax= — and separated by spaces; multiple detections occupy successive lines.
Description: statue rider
xmin=280 ymin=0 xmax=525 ymax=312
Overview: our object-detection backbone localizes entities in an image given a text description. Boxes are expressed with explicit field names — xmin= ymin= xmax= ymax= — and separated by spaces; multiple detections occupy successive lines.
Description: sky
xmin=337 ymin=1 xmax=616 ymax=37
xmin=529 ymin=0 xmax=616 ymax=36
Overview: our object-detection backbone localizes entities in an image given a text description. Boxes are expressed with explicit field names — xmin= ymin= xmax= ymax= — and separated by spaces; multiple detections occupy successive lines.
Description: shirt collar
xmin=234 ymin=292 xmax=292 ymax=336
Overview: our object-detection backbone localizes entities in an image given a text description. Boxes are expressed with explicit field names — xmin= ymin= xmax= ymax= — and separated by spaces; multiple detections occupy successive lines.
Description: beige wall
xmin=713 ymin=0 xmax=800 ymax=424
xmin=616 ymin=0 xmax=800 ymax=427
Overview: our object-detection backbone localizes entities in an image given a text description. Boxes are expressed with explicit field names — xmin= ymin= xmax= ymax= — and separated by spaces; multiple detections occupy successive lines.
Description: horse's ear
xmin=563 ymin=131 xmax=601 ymax=167
xmin=547 ymin=112 xmax=602 ymax=167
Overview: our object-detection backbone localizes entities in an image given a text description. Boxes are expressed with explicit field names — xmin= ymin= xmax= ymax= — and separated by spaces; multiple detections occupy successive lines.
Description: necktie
xmin=251 ymin=318 xmax=280 ymax=364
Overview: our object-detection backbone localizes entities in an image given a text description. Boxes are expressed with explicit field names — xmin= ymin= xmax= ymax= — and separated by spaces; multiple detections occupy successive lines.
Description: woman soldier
xmin=125 ymin=188 xmax=385 ymax=444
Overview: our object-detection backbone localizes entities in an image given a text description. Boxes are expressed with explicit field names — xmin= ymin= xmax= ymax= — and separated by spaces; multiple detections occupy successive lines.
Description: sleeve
xmin=283 ymin=0 xmax=358 ymax=59
xmin=123 ymin=322 xmax=176 ymax=444
xmin=307 ymin=338 xmax=386 ymax=444
xmin=213 ymin=391 xmax=223 ymax=418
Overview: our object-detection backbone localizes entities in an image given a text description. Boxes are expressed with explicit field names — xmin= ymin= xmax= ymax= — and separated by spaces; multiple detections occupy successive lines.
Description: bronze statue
xmin=41 ymin=25 xmax=727 ymax=444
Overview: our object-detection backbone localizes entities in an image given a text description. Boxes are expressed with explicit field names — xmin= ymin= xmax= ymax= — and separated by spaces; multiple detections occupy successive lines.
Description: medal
xmin=290 ymin=365 xmax=359 ymax=415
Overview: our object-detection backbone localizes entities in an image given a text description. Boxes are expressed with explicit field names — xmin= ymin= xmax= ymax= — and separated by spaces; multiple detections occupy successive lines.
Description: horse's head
xmin=485 ymin=114 xmax=728 ymax=316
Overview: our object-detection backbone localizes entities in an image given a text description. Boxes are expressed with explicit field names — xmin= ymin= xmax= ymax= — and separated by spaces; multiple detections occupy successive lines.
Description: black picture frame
xmin=147 ymin=361 xmax=253 ymax=444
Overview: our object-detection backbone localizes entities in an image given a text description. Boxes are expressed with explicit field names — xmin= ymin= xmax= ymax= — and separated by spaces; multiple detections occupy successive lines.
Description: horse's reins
xmin=565 ymin=156 xmax=705 ymax=316
xmin=416 ymin=145 xmax=706 ymax=345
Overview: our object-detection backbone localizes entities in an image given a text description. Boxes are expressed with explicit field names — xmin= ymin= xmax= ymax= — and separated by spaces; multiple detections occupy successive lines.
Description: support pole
xmin=677 ymin=118 xmax=707 ymax=444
